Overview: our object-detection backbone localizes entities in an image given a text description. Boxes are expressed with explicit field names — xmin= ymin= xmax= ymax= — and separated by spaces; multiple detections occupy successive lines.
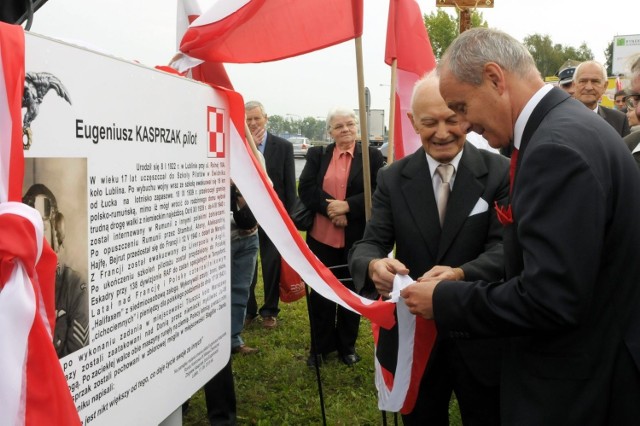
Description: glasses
xmin=332 ymin=121 xmax=357 ymax=131
xmin=625 ymin=94 xmax=640 ymax=110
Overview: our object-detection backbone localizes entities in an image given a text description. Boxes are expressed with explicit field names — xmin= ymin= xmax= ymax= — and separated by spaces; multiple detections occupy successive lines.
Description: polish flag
xmin=171 ymin=0 xmax=234 ymax=89
xmin=385 ymin=0 xmax=436 ymax=160
xmin=0 ymin=23 xmax=80 ymax=426
xmin=180 ymin=0 xmax=363 ymax=64
xmin=377 ymin=0 xmax=438 ymax=414
xmin=173 ymin=1 xmax=394 ymax=325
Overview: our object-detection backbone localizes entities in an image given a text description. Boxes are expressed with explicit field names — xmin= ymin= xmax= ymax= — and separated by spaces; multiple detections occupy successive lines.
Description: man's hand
xmin=236 ymin=193 xmax=247 ymax=209
xmin=251 ymin=126 xmax=266 ymax=143
xmin=368 ymin=258 xmax=409 ymax=298
xmin=401 ymin=278 xmax=440 ymax=319
xmin=418 ymin=265 xmax=464 ymax=282
xmin=237 ymin=225 xmax=258 ymax=236
xmin=326 ymin=199 xmax=349 ymax=219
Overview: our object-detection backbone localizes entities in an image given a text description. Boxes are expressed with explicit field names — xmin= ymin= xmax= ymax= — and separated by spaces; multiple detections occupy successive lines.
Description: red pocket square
xmin=494 ymin=201 xmax=513 ymax=226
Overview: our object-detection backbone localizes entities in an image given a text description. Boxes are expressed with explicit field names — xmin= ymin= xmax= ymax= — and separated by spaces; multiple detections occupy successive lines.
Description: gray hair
xmin=244 ymin=100 xmax=266 ymax=115
xmin=574 ymin=60 xmax=607 ymax=82
xmin=326 ymin=107 xmax=358 ymax=131
xmin=410 ymin=70 xmax=440 ymax=114
xmin=437 ymin=27 xmax=539 ymax=86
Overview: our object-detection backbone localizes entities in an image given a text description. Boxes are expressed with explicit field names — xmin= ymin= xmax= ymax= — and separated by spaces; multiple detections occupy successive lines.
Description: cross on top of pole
xmin=436 ymin=0 xmax=494 ymax=8
xmin=436 ymin=0 xmax=494 ymax=33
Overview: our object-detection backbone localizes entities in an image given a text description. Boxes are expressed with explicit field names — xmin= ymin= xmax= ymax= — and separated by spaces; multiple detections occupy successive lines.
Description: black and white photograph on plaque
xmin=22 ymin=157 xmax=89 ymax=358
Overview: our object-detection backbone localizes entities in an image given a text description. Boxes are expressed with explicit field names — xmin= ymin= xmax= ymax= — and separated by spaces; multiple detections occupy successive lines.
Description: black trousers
xmin=247 ymin=227 xmax=281 ymax=318
xmin=306 ymin=235 xmax=360 ymax=356
xmin=402 ymin=340 xmax=500 ymax=426
xmin=203 ymin=358 xmax=237 ymax=426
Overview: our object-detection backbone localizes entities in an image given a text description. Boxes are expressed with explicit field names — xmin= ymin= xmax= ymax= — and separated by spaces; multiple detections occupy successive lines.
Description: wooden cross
xmin=436 ymin=0 xmax=494 ymax=33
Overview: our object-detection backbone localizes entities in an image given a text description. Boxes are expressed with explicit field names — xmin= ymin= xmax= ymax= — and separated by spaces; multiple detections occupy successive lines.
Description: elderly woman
xmin=298 ymin=107 xmax=384 ymax=367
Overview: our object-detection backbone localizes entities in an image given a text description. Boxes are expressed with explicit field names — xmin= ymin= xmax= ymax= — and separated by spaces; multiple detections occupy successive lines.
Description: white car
xmin=289 ymin=136 xmax=310 ymax=158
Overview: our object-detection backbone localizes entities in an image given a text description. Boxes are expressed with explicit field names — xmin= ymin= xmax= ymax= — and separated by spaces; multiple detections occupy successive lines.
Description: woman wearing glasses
xmin=298 ymin=107 xmax=384 ymax=367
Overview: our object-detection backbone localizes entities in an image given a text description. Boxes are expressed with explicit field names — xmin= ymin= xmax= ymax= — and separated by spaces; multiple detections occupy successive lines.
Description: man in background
xmin=557 ymin=65 xmax=576 ymax=96
xmin=615 ymin=89 xmax=628 ymax=113
xmin=244 ymin=101 xmax=296 ymax=329
xmin=573 ymin=60 xmax=630 ymax=137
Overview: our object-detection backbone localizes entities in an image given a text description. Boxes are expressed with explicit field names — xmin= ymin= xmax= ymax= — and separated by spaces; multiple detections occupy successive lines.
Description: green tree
xmin=267 ymin=114 xmax=286 ymax=135
xmin=301 ymin=117 xmax=327 ymax=141
xmin=424 ymin=9 xmax=488 ymax=60
xmin=424 ymin=10 xmax=457 ymax=60
xmin=267 ymin=115 xmax=326 ymax=140
xmin=423 ymin=9 xmax=600 ymax=78
xmin=523 ymin=34 xmax=564 ymax=78
xmin=605 ymin=41 xmax=614 ymax=75
xmin=523 ymin=35 xmax=593 ymax=78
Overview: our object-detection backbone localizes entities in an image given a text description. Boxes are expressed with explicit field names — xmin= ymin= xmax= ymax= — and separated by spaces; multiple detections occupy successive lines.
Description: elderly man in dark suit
xmin=573 ymin=60 xmax=630 ymax=137
xmin=245 ymin=101 xmax=296 ymax=329
xmin=349 ymin=73 xmax=509 ymax=425
xmin=402 ymin=28 xmax=640 ymax=425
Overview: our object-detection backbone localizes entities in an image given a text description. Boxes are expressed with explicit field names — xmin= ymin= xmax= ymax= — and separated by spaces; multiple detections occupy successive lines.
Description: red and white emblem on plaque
xmin=207 ymin=106 xmax=226 ymax=158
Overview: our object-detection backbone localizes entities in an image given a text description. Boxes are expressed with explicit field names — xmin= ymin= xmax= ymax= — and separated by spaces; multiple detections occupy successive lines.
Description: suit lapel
xmin=318 ymin=143 xmax=333 ymax=183
xmin=437 ymin=146 xmax=486 ymax=260
xmin=401 ymin=149 xmax=440 ymax=258
xmin=505 ymin=88 xmax=569 ymax=279
xmin=263 ymin=133 xmax=274 ymax=163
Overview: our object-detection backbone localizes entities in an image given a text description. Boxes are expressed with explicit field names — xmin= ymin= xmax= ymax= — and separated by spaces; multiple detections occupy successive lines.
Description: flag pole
xmin=354 ymin=36 xmax=372 ymax=221
xmin=387 ymin=58 xmax=397 ymax=165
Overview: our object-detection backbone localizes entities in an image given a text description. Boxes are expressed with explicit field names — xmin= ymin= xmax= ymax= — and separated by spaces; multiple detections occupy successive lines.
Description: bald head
xmin=407 ymin=71 xmax=466 ymax=163
xmin=410 ymin=72 xmax=443 ymax=115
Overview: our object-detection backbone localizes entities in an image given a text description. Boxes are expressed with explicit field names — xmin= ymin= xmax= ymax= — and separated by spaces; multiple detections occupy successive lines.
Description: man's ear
xmin=484 ymin=62 xmax=506 ymax=93
xmin=406 ymin=112 xmax=418 ymax=133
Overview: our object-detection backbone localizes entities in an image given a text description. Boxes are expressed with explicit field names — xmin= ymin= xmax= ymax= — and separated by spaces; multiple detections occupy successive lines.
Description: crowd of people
xmin=187 ymin=30 xmax=640 ymax=425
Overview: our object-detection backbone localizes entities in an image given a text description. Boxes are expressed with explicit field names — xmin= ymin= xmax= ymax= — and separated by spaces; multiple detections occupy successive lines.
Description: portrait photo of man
xmin=23 ymin=157 xmax=89 ymax=358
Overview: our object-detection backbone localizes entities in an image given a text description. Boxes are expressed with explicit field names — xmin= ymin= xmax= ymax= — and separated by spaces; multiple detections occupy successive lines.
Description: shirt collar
xmin=426 ymin=148 xmax=463 ymax=179
xmin=335 ymin=143 xmax=355 ymax=157
xmin=513 ymin=84 xmax=553 ymax=150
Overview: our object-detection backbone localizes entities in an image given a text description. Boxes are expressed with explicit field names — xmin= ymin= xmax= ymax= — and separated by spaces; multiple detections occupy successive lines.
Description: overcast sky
xmin=29 ymin=0 xmax=639 ymax=120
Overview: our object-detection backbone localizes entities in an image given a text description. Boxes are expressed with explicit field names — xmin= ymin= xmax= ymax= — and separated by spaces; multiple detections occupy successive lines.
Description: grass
xmin=182 ymin=242 xmax=462 ymax=425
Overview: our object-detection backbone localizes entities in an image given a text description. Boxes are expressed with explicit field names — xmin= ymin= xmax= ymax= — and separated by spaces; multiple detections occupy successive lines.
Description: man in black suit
xmin=349 ymin=73 xmax=509 ymax=425
xmin=573 ymin=60 xmax=630 ymax=137
xmin=245 ymin=101 xmax=296 ymax=329
xmin=403 ymin=28 xmax=640 ymax=425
